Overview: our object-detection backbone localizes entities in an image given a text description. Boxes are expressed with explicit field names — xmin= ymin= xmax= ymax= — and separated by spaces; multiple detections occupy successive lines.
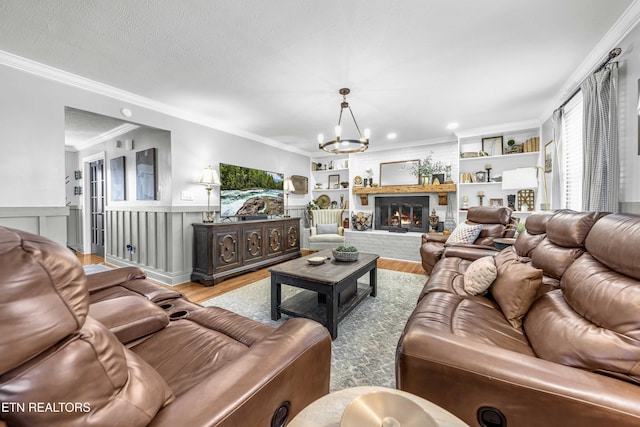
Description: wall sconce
xmin=74 ymin=170 xmax=82 ymax=180
xmin=74 ymin=186 xmax=82 ymax=195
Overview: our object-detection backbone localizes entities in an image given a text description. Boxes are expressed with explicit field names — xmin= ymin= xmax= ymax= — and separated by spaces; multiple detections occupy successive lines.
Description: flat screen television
xmin=219 ymin=163 xmax=284 ymax=217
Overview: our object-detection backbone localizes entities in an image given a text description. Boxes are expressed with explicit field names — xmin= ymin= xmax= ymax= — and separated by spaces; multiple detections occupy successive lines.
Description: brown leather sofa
xmin=0 ymin=226 xmax=331 ymax=427
xmin=420 ymin=206 xmax=516 ymax=274
xmin=397 ymin=211 xmax=640 ymax=426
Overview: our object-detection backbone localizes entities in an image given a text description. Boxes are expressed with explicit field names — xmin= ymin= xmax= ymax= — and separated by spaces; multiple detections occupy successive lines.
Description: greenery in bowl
xmin=335 ymin=245 xmax=358 ymax=252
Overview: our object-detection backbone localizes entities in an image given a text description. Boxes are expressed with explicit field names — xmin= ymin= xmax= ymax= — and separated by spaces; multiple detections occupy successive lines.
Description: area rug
xmin=82 ymin=263 xmax=112 ymax=275
xmin=202 ymin=269 xmax=426 ymax=391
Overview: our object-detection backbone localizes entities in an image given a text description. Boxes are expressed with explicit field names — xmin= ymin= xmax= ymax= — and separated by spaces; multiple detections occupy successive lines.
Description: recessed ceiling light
xmin=120 ymin=107 xmax=133 ymax=118
xmin=387 ymin=132 xmax=397 ymax=140
xmin=447 ymin=122 xmax=459 ymax=130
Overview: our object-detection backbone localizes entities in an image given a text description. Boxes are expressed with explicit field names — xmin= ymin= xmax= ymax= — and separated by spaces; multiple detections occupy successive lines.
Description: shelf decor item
xmin=443 ymin=194 xmax=456 ymax=232
xmin=428 ymin=209 xmax=440 ymax=232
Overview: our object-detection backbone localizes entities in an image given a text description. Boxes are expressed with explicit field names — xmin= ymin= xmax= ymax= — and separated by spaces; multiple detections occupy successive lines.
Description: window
xmin=562 ymin=92 xmax=583 ymax=210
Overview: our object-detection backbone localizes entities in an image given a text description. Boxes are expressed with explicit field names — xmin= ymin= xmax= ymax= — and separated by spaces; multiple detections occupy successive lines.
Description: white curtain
xmin=580 ymin=63 xmax=619 ymax=212
xmin=551 ymin=109 xmax=564 ymax=209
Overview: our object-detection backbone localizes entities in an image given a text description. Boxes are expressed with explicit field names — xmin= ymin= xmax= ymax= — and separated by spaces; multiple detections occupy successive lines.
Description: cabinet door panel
xmin=265 ymin=224 xmax=284 ymax=258
xmin=244 ymin=226 xmax=264 ymax=264
xmin=213 ymin=227 xmax=243 ymax=272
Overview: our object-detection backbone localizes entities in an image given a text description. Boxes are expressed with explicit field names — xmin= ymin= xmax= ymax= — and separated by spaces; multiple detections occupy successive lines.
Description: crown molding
xmin=455 ymin=119 xmax=541 ymax=139
xmin=540 ymin=0 xmax=640 ymax=119
xmin=0 ymin=50 xmax=310 ymax=157
xmin=71 ymin=123 xmax=140 ymax=152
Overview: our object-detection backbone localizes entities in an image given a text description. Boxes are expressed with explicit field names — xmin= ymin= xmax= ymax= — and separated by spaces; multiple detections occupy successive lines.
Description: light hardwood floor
xmin=78 ymin=252 xmax=426 ymax=305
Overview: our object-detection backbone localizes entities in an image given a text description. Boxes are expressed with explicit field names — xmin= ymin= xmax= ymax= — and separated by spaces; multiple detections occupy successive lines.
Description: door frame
xmin=81 ymin=152 xmax=106 ymax=255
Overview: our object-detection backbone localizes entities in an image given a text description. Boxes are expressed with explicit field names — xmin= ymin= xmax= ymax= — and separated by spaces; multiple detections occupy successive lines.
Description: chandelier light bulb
xmin=317 ymin=133 xmax=324 ymax=144
xmin=364 ymin=128 xmax=371 ymax=139
xmin=335 ymin=125 xmax=342 ymax=138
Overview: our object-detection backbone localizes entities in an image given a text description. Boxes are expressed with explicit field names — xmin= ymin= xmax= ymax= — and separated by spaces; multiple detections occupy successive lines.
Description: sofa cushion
xmin=545 ymin=210 xmax=602 ymax=248
xmin=407 ymin=292 xmax=536 ymax=356
xmin=525 ymin=288 xmax=640 ymax=382
xmin=531 ymin=238 xmax=584 ymax=279
xmin=513 ymin=231 xmax=546 ymax=258
xmin=316 ymin=223 xmax=338 ymax=234
xmin=445 ymin=223 xmax=482 ymax=246
xmin=491 ymin=259 xmax=543 ymax=329
xmin=463 ymin=256 xmax=497 ymax=295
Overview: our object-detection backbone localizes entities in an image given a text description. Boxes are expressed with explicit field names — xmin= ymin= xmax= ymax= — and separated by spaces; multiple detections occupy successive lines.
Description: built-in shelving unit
xmin=457 ymin=126 xmax=541 ymax=224
xmin=310 ymin=156 xmax=350 ymax=210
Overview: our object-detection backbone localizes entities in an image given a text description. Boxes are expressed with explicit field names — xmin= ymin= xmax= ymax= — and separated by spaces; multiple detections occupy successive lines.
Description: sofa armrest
xmin=85 ymin=267 xmax=147 ymax=293
xmin=150 ymin=318 xmax=331 ymax=427
xmin=443 ymin=244 xmax=499 ymax=261
xmin=397 ymin=327 xmax=640 ymax=426
xmin=422 ymin=233 xmax=449 ymax=244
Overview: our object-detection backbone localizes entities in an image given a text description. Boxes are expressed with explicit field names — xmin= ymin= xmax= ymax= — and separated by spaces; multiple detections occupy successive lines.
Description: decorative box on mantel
xmin=352 ymin=183 xmax=456 ymax=206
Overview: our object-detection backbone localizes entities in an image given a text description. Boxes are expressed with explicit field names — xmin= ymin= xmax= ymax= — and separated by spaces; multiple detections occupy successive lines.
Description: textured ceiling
xmin=0 ymin=0 xmax=634 ymax=153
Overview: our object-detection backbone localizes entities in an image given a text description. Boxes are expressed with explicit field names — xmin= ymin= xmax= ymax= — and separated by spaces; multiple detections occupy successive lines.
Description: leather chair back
xmin=0 ymin=227 xmax=173 ymax=426
xmin=466 ymin=206 xmax=513 ymax=245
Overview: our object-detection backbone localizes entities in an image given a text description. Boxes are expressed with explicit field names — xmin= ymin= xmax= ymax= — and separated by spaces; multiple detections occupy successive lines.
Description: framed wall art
xmin=489 ymin=198 xmax=503 ymax=207
xmin=110 ymin=156 xmax=126 ymax=201
xmin=544 ymin=140 xmax=553 ymax=173
xmin=290 ymin=175 xmax=308 ymax=194
xmin=482 ymin=136 xmax=504 ymax=156
xmin=328 ymin=174 xmax=340 ymax=189
xmin=136 ymin=148 xmax=157 ymax=200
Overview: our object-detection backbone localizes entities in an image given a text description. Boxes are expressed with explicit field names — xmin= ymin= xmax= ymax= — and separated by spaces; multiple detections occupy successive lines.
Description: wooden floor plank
xmin=78 ymin=253 xmax=426 ymax=305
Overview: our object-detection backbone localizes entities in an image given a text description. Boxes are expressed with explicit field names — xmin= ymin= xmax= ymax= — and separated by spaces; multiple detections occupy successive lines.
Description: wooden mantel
xmin=353 ymin=183 xmax=457 ymax=206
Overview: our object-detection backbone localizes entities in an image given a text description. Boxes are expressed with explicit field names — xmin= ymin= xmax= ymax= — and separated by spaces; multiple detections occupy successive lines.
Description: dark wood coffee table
xmin=270 ymin=249 xmax=379 ymax=339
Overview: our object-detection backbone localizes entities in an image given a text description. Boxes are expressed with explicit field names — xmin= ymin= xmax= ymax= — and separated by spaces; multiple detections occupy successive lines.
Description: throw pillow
xmin=445 ymin=223 xmax=483 ymax=246
xmin=463 ymin=256 xmax=497 ymax=295
xmin=316 ymin=223 xmax=338 ymax=235
xmin=491 ymin=260 xmax=543 ymax=329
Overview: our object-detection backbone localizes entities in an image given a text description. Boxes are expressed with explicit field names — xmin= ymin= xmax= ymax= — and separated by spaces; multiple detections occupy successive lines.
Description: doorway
xmin=89 ymin=159 xmax=105 ymax=256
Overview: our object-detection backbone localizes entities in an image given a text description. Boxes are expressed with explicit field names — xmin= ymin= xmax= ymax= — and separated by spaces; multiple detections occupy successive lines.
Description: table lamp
xmin=501 ymin=167 xmax=545 ymax=211
xmin=283 ymin=177 xmax=294 ymax=217
xmin=197 ymin=165 xmax=221 ymax=222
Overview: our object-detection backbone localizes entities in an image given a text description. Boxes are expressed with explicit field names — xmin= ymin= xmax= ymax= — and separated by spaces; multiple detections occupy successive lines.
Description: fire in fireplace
xmin=374 ymin=196 xmax=429 ymax=232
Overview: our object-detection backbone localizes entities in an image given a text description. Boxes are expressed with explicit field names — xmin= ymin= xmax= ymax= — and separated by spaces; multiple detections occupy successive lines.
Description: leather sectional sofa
xmin=397 ymin=210 xmax=640 ymax=426
xmin=0 ymin=226 xmax=331 ymax=427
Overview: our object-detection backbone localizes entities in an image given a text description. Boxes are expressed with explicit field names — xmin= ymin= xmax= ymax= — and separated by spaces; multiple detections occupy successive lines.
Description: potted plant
xmin=332 ymin=245 xmax=359 ymax=262
xmin=412 ymin=153 xmax=434 ymax=185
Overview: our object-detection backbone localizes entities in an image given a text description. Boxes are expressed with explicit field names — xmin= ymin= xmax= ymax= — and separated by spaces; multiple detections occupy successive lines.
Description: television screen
xmin=219 ymin=163 xmax=284 ymax=217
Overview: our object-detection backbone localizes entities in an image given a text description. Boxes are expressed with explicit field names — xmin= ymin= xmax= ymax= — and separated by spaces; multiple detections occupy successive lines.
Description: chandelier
xmin=318 ymin=88 xmax=370 ymax=154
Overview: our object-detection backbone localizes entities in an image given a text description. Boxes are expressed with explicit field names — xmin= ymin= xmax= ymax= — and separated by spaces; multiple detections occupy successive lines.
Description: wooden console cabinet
xmin=192 ymin=218 xmax=301 ymax=286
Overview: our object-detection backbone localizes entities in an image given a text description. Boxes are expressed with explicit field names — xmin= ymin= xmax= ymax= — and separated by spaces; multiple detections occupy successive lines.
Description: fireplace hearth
xmin=374 ymin=196 xmax=429 ymax=232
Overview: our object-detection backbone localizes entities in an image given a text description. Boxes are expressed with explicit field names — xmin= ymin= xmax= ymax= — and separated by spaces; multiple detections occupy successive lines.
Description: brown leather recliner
xmin=397 ymin=211 xmax=640 ymax=426
xmin=419 ymin=206 xmax=515 ymax=274
xmin=0 ymin=226 xmax=331 ymax=427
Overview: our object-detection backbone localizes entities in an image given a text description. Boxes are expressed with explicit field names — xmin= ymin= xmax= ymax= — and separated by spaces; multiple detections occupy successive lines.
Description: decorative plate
xmin=316 ymin=194 xmax=330 ymax=209
xmin=353 ymin=175 xmax=363 ymax=186
xmin=307 ymin=256 xmax=328 ymax=265
xmin=340 ymin=391 xmax=437 ymax=427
